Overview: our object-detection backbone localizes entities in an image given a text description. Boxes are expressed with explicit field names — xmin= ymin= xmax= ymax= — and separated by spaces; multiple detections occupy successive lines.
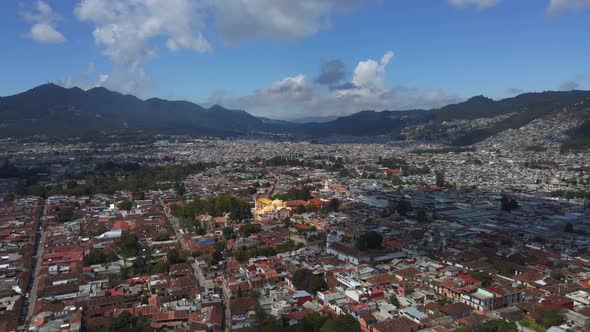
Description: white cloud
xmin=58 ymin=61 xmax=148 ymax=95
xmin=70 ymin=0 xmax=360 ymax=95
xmin=22 ymin=1 xmax=66 ymax=44
xmin=352 ymin=51 xmax=394 ymax=89
xmin=448 ymin=0 xmax=500 ymax=8
xmin=75 ymin=0 xmax=211 ymax=69
xmin=215 ymin=52 xmax=460 ymax=120
xmin=73 ymin=0 xmax=213 ymax=95
xmin=547 ymin=0 xmax=590 ymax=16
xmin=209 ymin=0 xmax=360 ymax=44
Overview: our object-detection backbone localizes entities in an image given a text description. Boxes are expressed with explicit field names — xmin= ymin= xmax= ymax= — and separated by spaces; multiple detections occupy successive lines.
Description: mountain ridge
xmin=1 ymin=84 xmax=590 ymax=149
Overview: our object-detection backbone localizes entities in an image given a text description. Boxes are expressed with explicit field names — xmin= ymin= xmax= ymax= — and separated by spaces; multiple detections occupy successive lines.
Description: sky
xmin=0 ymin=0 xmax=589 ymax=120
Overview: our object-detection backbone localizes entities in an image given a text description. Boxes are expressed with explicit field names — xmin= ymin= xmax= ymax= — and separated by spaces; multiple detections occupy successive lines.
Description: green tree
xmin=107 ymin=311 xmax=151 ymax=332
xmin=84 ymin=249 xmax=119 ymax=266
xmin=283 ymin=217 xmax=292 ymax=228
xmin=3 ymin=193 xmax=15 ymax=203
xmin=416 ymin=208 xmax=428 ymax=223
xmin=118 ymin=232 xmax=140 ymax=257
xmin=482 ymin=319 xmax=518 ymax=332
xmin=296 ymin=204 xmax=306 ymax=214
xmin=320 ymin=314 xmax=360 ymax=332
xmin=396 ymin=198 xmax=413 ymax=216
xmin=471 ymin=271 xmax=493 ymax=287
xmin=153 ymin=231 xmax=171 ymax=241
xmin=500 ymin=195 xmax=519 ymax=212
xmin=117 ymin=200 xmax=133 ymax=211
xmin=328 ymin=198 xmax=340 ymax=212
xmin=239 ymin=223 xmax=262 ymax=236
xmin=58 ymin=207 xmax=75 ymax=222
xmin=389 ymin=294 xmax=400 ymax=307
xmin=355 ymin=231 xmax=383 ymax=250
xmin=155 ymin=260 xmax=170 ymax=274
xmin=435 ymin=170 xmax=445 ymax=187
xmin=223 ymin=226 xmax=236 ymax=239
xmin=301 ymin=312 xmax=329 ymax=332
xmin=291 ymin=269 xmax=327 ymax=294
xmin=167 ymin=249 xmax=182 ymax=264
xmin=539 ymin=307 xmax=566 ymax=329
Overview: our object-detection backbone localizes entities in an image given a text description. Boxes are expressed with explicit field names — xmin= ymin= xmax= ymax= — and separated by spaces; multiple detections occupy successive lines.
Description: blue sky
xmin=1 ymin=0 xmax=589 ymax=120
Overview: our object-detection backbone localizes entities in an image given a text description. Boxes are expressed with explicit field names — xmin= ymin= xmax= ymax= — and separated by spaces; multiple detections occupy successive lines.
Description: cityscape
xmin=1 ymin=1 xmax=590 ymax=332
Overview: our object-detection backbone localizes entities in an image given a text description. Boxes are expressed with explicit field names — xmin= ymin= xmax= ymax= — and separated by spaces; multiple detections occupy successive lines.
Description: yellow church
xmin=253 ymin=197 xmax=291 ymax=221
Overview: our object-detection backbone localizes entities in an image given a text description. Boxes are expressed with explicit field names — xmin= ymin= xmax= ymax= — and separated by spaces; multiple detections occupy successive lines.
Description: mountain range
xmin=1 ymin=83 xmax=589 ymax=149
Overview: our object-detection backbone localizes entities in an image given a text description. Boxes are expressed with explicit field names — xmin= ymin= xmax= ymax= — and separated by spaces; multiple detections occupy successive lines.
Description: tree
xmin=133 ymin=191 xmax=145 ymax=200
xmin=153 ymin=231 xmax=171 ymax=241
xmin=396 ymin=198 xmax=413 ymax=216
xmin=174 ymin=181 xmax=186 ymax=196
xmin=107 ymin=311 xmax=151 ymax=332
xmin=167 ymin=249 xmax=181 ymax=264
xmin=328 ymin=198 xmax=340 ymax=212
xmin=306 ymin=204 xmax=318 ymax=213
xmin=539 ymin=307 xmax=566 ymax=329
xmin=254 ymin=303 xmax=280 ymax=332
xmin=296 ymin=204 xmax=306 ymax=214
xmin=292 ymin=269 xmax=327 ymax=293
xmin=356 ymin=231 xmax=383 ymax=250
xmin=416 ymin=208 xmax=428 ymax=223
xmin=471 ymin=271 xmax=493 ymax=287
xmin=320 ymin=314 xmax=360 ymax=332
xmin=500 ymin=195 xmax=519 ymax=212
xmin=283 ymin=217 xmax=292 ymax=228
xmin=223 ymin=226 xmax=236 ymax=240
xmin=155 ymin=259 xmax=170 ymax=274
xmin=3 ymin=193 xmax=15 ymax=203
xmin=118 ymin=232 xmax=139 ymax=257
xmin=564 ymin=222 xmax=574 ymax=233
xmin=117 ymin=200 xmax=133 ymax=211
xmin=84 ymin=249 xmax=119 ymax=266
xmin=435 ymin=170 xmax=445 ymax=187
xmin=239 ymin=223 xmax=262 ymax=236
xmin=58 ymin=207 xmax=74 ymax=222
xmin=211 ymin=250 xmax=223 ymax=265
xmin=481 ymin=319 xmax=518 ymax=332
xmin=389 ymin=294 xmax=400 ymax=307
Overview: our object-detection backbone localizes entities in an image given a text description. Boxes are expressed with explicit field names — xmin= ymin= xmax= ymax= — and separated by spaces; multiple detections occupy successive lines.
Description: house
xmin=293 ymin=290 xmax=313 ymax=306
xmin=230 ymin=297 xmax=258 ymax=330
xmin=440 ymin=302 xmax=473 ymax=318
xmin=327 ymin=242 xmax=369 ymax=265
xmin=372 ymin=316 xmax=420 ymax=332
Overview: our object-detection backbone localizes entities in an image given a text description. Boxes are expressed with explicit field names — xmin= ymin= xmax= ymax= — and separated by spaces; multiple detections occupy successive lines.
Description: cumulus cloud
xmin=73 ymin=0 xmax=214 ymax=95
xmin=448 ymin=0 xmax=501 ymax=8
xmin=67 ymin=0 xmax=363 ymax=95
xmin=209 ymin=0 xmax=360 ymax=44
xmin=547 ymin=0 xmax=590 ymax=16
xmin=75 ymin=0 xmax=211 ymax=69
xmin=57 ymin=61 xmax=149 ymax=95
xmin=315 ymin=59 xmax=347 ymax=85
xmin=214 ymin=52 xmax=460 ymax=120
xmin=352 ymin=51 xmax=394 ymax=89
xmin=22 ymin=1 xmax=66 ymax=44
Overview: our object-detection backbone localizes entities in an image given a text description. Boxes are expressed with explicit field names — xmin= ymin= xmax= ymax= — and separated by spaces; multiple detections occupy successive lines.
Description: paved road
xmin=222 ymin=280 xmax=232 ymax=332
xmin=20 ymin=198 xmax=48 ymax=328
xmin=159 ymin=195 xmax=231 ymax=331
